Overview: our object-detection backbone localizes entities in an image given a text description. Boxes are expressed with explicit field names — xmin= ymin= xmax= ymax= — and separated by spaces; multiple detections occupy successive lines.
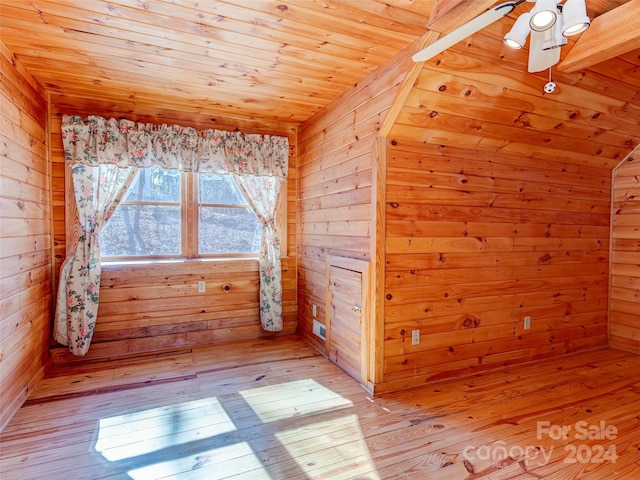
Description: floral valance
xmin=61 ymin=115 xmax=289 ymax=178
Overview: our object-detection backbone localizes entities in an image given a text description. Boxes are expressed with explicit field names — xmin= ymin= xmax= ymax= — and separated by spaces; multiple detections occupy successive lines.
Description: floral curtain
xmin=54 ymin=164 xmax=136 ymax=355
xmin=56 ymin=115 xmax=289 ymax=354
xmin=233 ymin=174 xmax=285 ymax=331
xmin=61 ymin=115 xmax=288 ymax=177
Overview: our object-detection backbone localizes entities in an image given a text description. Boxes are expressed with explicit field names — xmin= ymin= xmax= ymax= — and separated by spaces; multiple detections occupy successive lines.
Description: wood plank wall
xmin=609 ymin=150 xmax=640 ymax=354
xmin=296 ymin=44 xmax=417 ymax=359
xmin=48 ymin=95 xmax=299 ymax=364
xmin=379 ymin=139 xmax=612 ymax=392
xmin=0 ymin=41 xmax=51 ymax=431
xmin=366 ymin=23 xmax=639 ymax=393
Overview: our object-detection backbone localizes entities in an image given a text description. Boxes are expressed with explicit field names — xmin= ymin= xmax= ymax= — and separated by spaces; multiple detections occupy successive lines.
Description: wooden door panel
xmin=328 ymin=265 xmax=362 ymax=382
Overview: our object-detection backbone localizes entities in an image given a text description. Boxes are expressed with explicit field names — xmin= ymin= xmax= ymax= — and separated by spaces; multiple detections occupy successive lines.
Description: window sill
xmin=101 ymin=256 xmax=290 ymax=272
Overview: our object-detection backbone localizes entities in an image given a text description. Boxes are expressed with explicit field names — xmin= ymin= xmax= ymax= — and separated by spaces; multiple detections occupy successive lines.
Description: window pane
xmin=125 ymin=168 xmax=181 ymax=202
xmin=199 ymin=174 xmax=245 ymax=205
xmin=101 ymin=205 xmax=181 ymax=256
xmin=199 ymin=207 xmax=261 ymax=254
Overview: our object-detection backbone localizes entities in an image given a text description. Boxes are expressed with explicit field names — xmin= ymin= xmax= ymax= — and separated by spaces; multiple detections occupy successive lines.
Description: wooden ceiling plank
xmin=108 ymin=0 xmax=414 ymax=53
xmin=51 ymin=92 xmax=302 ymax=124
xmin=49 ymin=93 xmax=298 ymax=135
xmin=5 ymin=42 xmax=351 ymax=98
xmin=20 ymin=61 xmax=339 ymax=108
xmin=392 ymin=109 xmax=632 ymax=160
xmin=21 ymin=62 xmax=331 ymax=108
xmin=0 ymin=24 xmax=365 ymax=85
xmin=585 ymin=57 xmax=640 ymax=90
xmin=4 ymin=13 xmax=380 ymax=103
xmin=204 ymin=0 xmax=427 ymax=36
xmin=0 ymin=2 xmax=394 ymax=78
xmin=412 ymin=72 xmax=640 ymax=138
xmin=399 ymin=102 xmax=638 ymax=152
xmin=368 ymin=0 xmax=438 ymax=27
xmin=427 ymin=0 xmax=498 ymax=33
xmin=424 ymin=35 xmax=640 ymax=127
xmin=385 ymin=140 xmax=612 ymax=180
xmin=47 ymin=83 xmax=316 ymax=123
xmin=583 ymin=0 xmax=632 ymax=19
xmin=434 ymin=22 xmax=640 ymax=119
xmin=388 ymin=123 xmax=623 ymax=169
xmin=618 ymin=49 xmax=640 ymax=65
xmin=558 ymin=0 xmax=640 ymax=72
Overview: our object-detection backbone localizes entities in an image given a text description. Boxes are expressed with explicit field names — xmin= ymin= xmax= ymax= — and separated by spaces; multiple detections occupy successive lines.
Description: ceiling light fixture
xmin=562 ymin=0 xmax=591 ymax=35
xmin=503 ymin=0 xmax=590 ymax=56
xmin=413 ymin=0 xmax=591 ymax=79
xmin=529 ymin=0 xmax=560 ymax=31
xmin=503 ymin=12 xmax=532 ymax=49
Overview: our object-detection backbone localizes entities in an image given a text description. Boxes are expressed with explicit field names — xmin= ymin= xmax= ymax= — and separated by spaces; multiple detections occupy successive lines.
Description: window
xmin=100 ymin=167 xmax=265 ymax=260
xmin=197 ymin=174 xmax=262 ymax=255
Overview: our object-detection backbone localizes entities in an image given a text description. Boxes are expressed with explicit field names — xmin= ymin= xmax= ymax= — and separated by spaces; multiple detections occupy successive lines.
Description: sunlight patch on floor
xmin=276 ymin=413 xmax=381 ymax=479
xmin=94 ymin=379 xmax=376 ymax=479
xmin=238 ymin=378 xmax=354 ymax=423
xmin=95 ymin=397 xmax=235 ymax=461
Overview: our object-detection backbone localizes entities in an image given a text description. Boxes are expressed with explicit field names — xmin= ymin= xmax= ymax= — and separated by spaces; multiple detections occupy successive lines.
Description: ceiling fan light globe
xmin=503 ymin=12 xmax=531 ymax=49
xmin=503 ymin=38 xmax=523 ymax=49
xmin=563 ymin=20 xmax=589 ymax=36
xmin=529 ymin=0 xmax=559 ymax=32
xmin=531 ymin=11 xmax=556 ymax=31
xmin=562 ymin=0 xmax=591 ymax=36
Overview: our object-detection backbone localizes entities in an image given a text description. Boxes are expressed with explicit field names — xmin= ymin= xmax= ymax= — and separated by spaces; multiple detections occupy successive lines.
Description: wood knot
xmin=462 ymin=317 xmax=479 ymax=328
xmin=538 ymin=253 xmax=552 ymax=264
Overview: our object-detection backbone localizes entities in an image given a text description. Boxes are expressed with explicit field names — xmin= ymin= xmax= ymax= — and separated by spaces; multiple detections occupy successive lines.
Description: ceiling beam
xmin=558 ymin=0 xmax=640 ymax=72
xmin=427 ymin=0 xmax=497 ymax=34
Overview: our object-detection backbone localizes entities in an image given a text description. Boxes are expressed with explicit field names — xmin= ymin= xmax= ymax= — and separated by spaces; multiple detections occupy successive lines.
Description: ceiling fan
xmin=412 ymin=0 xmax=591 ymax=74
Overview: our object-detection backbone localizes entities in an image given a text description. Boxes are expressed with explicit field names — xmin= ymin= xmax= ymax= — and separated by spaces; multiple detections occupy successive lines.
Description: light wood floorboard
xmin=1 ymin=335 xmax=639 ymax=479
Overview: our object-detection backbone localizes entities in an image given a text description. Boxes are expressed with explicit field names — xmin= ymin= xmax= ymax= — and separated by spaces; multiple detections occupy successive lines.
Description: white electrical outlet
xmin=412 ymin=329 xmax=420 ymax=346
xmin=198 ymin=281 xmax=206 ymax=293
xmin=524 ymin=316 xmax=531 ymax=330
xmin=312 ymin=304 xmax=317 ymax=317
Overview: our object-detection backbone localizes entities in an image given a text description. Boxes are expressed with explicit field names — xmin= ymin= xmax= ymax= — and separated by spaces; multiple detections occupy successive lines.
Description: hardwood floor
xmin=1 ymin=335 xmax=639 ymax=479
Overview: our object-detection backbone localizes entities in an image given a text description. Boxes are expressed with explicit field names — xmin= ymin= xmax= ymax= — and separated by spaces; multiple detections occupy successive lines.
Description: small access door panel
xmin=326 ymin=255 xmax=370 ymax=387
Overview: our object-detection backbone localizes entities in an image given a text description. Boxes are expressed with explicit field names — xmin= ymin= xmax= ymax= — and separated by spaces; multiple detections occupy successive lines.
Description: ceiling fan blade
xmin=412 ymin=1 xmax=519 ymax=62
xmin=527 ymin=30 xmax=561 ymax=72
